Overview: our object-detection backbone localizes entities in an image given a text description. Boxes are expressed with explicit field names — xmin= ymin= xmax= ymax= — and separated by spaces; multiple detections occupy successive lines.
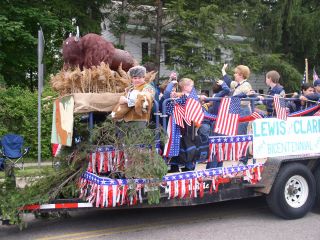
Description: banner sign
xmin=252 ymin=116 xmax=320 ymax=158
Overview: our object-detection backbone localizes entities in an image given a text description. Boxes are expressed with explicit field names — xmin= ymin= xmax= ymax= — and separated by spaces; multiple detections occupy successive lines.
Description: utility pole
xmin=155 ymin=0 xmax=163 ymax=85
xmin=38 ymin=27 xmax=44 ymax=167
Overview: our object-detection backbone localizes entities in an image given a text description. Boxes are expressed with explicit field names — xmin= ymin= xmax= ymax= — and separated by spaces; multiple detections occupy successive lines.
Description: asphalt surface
xmin=1 ymin=197 xmax=320 ymax=240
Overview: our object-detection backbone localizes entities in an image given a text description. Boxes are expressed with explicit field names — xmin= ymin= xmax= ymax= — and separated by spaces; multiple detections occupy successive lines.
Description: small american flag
xmin=173 ymin=103 xmax=185 ymax=128
xmin=314 ymin=109 xmax=320 ymax=116
xmin=184 ymin=88 xmax=204 ymax=126
xmin=163 ymin=115 xmax=181 ymax=157
xmin=313 ymin=68 xmax=319 ymax=81
xmin=274 ymin=96 xmax=288 ymax=120
xmin=250 ymin=112 xmax=262 ymax=119
xmin=214 ymin=97 xmax=241 ymax=136
xmin=302 ymin=71 xmax=306 ymax=85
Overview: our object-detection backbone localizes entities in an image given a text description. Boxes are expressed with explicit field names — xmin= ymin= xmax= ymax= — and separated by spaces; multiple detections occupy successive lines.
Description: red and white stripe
xmin=163 ymin=116 xmax=173 ymax=157
xmin=21 ymin=202 xmax=93 ymax=211
xmin=51 ymin=143 xmax=62 ymax=157
xmin=185 ymin=98 xmax=204 ymax=126
xmin=274 ymin=96 xmax=287 ymax=120
xmin=214 ymin=98 xmax=239 ymax=136
xmin=314 ymin=109 xmax=320 ymax=116
xmin=173 ymin=104 xmax=185 ymax=128
xmin=209 ymin=140 xmax=250 ymax=162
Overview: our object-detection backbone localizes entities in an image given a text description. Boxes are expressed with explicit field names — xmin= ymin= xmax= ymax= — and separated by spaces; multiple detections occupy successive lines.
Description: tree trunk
xmin=155 ymin=0 xmax=163 ymax=85
xmin=29 ymin=69 xmax=34 ymax=92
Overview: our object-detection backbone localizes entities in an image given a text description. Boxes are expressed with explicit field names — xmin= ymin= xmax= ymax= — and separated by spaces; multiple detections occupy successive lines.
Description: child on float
xmin=167 ymin=78 xmax=203 ymax=172
xmin=202 ymin=79 xmax=231 ymax=169
xmin=290 ymin=83 xmax=319 ymax=112
xmin=256 ymin=70 xmax=286 ymax=116
xmin=221 ymin=64 xmax=253 ymax=164
xmin=313 ymin=79 xmax=320 ymax=97
xmin=118 ymin=66 xmax=155 ymax=127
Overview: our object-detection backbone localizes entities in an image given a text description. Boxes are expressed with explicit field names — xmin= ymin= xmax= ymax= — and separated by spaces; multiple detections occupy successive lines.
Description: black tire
xmin=314 ymin=166 xmax=320 ymax=211
xmin=266 ymin=163 xmax=316 ymax=219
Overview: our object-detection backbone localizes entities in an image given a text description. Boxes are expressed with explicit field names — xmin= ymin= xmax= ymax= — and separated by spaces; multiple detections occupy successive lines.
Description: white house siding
xmin=102 ymin=24 xmax=172 ymax=78
xmin=250 ymin=73 xmax=268 ymax=94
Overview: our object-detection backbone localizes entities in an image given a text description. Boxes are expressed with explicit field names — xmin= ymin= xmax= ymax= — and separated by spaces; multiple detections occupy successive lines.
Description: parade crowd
xmin=117 ymin=64 xmax=320 ymax=172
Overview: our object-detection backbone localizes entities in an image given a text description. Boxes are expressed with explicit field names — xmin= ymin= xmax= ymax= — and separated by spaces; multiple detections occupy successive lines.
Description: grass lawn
xmin=0 ymin=166 xmax=54 ymax=178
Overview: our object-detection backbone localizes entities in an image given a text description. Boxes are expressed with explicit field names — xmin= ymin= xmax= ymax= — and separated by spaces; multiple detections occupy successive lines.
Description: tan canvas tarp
xmin=72 ymin=92 xmax=124 ymax=113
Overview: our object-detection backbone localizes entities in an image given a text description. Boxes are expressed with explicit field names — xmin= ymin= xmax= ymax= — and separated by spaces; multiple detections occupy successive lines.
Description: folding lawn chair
xmin=0 ymin=134 xmax=30 ymax=170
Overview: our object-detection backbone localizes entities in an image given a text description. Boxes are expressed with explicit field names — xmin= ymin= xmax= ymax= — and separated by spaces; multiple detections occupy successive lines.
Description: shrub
xmin=0 ymin=86 xmax=55 ymax=159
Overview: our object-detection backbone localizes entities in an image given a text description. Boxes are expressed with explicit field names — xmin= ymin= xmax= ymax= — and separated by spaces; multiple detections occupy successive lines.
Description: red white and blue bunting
xmin=78 ymin=163 xmax=263 ymax=208
xmin=208 ymin=135 xmax=252 ymax=162
xmin=87 ymin=146 xmax=125 ymax=174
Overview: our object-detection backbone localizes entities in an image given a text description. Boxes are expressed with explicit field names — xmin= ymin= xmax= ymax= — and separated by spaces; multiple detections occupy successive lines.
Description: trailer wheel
xmin=266 ymin=163 xmax=316 ymax=219
xmin=314 ymin=166 xmax=320 ymax=211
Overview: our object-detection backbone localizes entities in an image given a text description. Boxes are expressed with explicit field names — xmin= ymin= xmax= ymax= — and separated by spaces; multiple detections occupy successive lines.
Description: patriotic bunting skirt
xmin=78 ymin=163 xmax=264 ymax=208
xmin=87 ymin=146 xmax=125 ymax=174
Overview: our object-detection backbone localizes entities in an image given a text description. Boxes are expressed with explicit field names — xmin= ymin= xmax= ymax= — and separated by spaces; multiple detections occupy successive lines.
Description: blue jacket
xmin=264 ymin=84 xmax=285 ymax=114
xmin=159 ymin=82 xmax=176 ymax=113
xmin=209 ymin=82 xmax=231 ymax=115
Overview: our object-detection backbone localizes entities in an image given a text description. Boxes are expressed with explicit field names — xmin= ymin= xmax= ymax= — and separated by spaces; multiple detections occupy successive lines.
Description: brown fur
xmin=63 ymin=33 xmax=134 ymax=71
xmin=111 ymin=103 xmax=132 ymax=120
xmin=111 ymin=93 xmax=153 ymax=120
xmin=134 ymin=93 xmax=153 ymax=116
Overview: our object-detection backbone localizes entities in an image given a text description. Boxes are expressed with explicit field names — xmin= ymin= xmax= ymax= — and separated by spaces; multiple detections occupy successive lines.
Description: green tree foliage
xmin=246 ymin=0 xmax=320 ymax=72
xmin=162 ymin=0 xmax=270 ymax=84
xmin=0 ymin=87 xmax=55 ymax=159
xmin=0 ymin=0 xmax=111 ymax=90
xmin=0 ymin=147 xmax=86 ymax=228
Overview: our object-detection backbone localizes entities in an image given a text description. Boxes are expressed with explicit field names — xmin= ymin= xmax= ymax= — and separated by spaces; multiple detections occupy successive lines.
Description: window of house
xmin=204 ymin=50 xmax=213 ymax=61
xmin=164 ymin=43 xmax=171 ymax=65
xmin=215 ymin=48 xmax=221 ymax=62
xmin=141 ymin=42 xmax=149 ymax=61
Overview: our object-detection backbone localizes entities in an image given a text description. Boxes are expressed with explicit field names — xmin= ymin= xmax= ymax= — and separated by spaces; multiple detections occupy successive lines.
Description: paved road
xmin=1 ymin=197 xmax=320 ymax=240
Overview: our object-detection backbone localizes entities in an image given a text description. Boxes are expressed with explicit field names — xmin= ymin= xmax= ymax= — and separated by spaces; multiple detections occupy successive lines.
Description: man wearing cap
xmin=118 ymin=66 xmax=155 ymax=125
xmin=314 ymin=79 xmax=320 ymax=97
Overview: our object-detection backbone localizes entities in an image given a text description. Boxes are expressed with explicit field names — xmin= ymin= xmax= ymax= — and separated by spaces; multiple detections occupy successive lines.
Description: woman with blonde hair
xmin=222 ymin=64 xmax=253 ymax=164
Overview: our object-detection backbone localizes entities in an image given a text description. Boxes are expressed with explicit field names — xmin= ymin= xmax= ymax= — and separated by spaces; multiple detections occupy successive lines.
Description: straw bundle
xmin=50 ymin=62 xmax=131 ymax=96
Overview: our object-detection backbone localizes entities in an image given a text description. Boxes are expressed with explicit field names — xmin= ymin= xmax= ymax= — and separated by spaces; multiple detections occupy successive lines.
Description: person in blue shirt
xmin=257 ymin=70 xmax=285 ymax=116
xmin=292 ymin=83 xmax=319 ymax=111
xmin=199 ymin=79 xmax=231 ymax=169
xmin=314 ymin=79 xmax=320 ymax=97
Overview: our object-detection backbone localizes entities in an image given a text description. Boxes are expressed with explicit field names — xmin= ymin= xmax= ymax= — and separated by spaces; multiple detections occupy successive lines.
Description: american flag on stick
xmin=250 ymin=112 xmax=263 ymax=119
xmin=184 ymin=88 xmax=204 ymax=126
xmin=173 ymin=103 xmax=185 ymax=128
xmin=302 ymin=70 xmax=306 ymax=85
xmin=214 ymin=97 xmax=241 ymax=136
xmin=274 ymin=95 xmax=288 ymax=120
xmin=314 ymin=109 xmax=320 ymax=116
xmin=313 ymin=68 xmax=319 ymax=81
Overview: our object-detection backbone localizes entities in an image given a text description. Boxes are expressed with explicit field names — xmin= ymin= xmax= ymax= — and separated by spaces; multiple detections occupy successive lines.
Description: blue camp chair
xmin=0 ymin=134 xmax=30 ymax=170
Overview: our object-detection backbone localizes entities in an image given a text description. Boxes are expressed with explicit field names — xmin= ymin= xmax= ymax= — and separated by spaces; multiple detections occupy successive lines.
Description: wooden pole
xmin=305 ymin=58 xmax=309 ymax=83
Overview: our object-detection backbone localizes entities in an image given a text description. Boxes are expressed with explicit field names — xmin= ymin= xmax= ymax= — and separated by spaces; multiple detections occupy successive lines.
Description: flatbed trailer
xmin=16 ymin=98 xmax=320 ymax=222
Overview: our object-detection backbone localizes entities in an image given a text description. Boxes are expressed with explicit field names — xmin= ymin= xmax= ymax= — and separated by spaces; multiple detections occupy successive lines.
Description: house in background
xmin=101 ymin=14 xmax=268 ymax=95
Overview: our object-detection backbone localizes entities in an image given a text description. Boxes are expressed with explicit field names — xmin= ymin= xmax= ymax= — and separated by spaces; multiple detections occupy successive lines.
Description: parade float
xmin=1 ymin=33 xmax=320 ymax=228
